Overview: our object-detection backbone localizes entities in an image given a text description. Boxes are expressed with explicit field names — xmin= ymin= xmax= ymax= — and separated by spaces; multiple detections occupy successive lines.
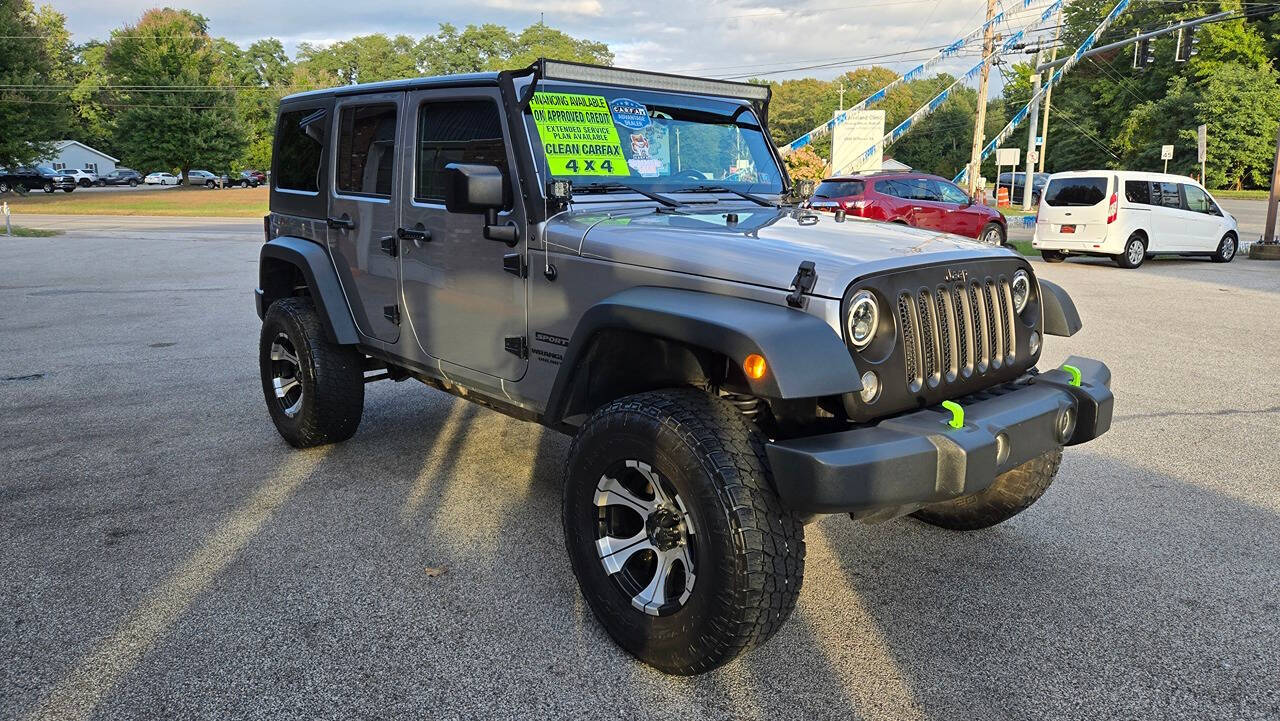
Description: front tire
xmin=0 ymin=181 xmax=9 ymax=193
xmin=205 ymin=180 xmax=216 ymax=189
xmin=979 ymin=222 xmax=1005 ymax=246
xmin=43 ymin=183 xmax=54 ymax=193
xmin=259 ymin=297 xmax=364 ymax=448
xmin=128 ymin=179 xmax=138 ymax=187
xmin=563 ymin=389 xmax=804 ymax=675
xmin=1114 ymin=233 xmax=1146 ymax=269
xmin=912 ymin=449 xmax=1062 ymax=531
xmin=1211 ymin=233 xmax=1237 ymax=263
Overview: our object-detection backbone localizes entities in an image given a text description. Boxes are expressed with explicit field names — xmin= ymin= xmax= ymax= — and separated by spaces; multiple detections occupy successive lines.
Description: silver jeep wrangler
xmin=256 ymin=60 xmax=1114 ymax=675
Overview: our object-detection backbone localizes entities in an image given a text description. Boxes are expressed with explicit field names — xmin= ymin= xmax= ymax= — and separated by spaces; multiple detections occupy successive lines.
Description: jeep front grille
xmin=898 ymin=276 xmax=1016 ymax=392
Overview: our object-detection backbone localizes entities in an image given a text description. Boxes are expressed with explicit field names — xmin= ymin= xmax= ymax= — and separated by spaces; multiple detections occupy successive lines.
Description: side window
xmin=336 ymin=103 xmax=397 ymax=197
xmin=1153 ymin=181 xmax=1181 ymax=208
xmin=935 ymin=180 xmax=970 ymax=205
xmin=1182 ymin=184 xmax=1212 ymax=213
xmin=1124 ymin=180 xmax=1150 ymax=205
xmin=414 ymin=100 xmax=508 ymax=204
xmin=873 ymin=180 xmax=900 ymax=198
xmin=908 ymin=178 xmax=940 ymax=202
xmin=275 ymin=109 xmax=325 ymax=192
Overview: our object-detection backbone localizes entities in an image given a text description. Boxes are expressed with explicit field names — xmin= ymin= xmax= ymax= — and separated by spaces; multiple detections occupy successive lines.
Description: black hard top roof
xmin=282 ymin=71 xmax=502 ymax=103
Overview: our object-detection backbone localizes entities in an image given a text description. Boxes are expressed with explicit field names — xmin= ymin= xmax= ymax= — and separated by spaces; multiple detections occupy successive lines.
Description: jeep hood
xmin=547 ymin=205 xmax=1018 ymax=299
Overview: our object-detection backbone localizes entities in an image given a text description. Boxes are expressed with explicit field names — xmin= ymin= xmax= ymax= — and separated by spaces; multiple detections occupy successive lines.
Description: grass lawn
xmin=1209 ymin=189 xmax=1271 ymax=200
xmin=1009 ymin=239 xmax=1036 ymax=257
xmin=0 ymin=186 xmax=268 ymax=217
xmin=2 ymin=225 xmax=63 ymax=237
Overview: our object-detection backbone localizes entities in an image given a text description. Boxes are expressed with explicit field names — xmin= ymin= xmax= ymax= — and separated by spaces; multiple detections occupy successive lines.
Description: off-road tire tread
xmin=911 ymin=448 xmax=1062 ymax=531
xmin=566 ymin=388 xmax=805 ymax=675
xmin=260 ymin=297 xmax=364 ymax=448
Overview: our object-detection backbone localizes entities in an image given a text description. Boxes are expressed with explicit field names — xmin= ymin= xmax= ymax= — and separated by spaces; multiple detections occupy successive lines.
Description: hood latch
xmin=786 ymin=261 xmax=817 ymax=309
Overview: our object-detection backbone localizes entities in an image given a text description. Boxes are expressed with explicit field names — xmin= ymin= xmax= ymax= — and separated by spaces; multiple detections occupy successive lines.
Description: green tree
xmin=498 ymin=22 xmax=612 ymax=68
xmin=296 ymin=33 xmax=418 ymax=86
xmin=417 ymin=23 xmax=514 ymax=75
xmin=0 ymin=0 xmax=69 ymax=167
xmin=104 ymin=9 xmax=246 ymax=176
xmin=219 ymin=38 xmax=292 ymax=170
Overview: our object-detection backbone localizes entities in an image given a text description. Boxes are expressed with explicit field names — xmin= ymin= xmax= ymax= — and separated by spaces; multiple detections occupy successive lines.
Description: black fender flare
xmin=545 ymin=287 xmax=861 ymax=422
xmin=1039 ymin=279 xmax=1082 ymax=337
xmin=257 ymin=236 xmax=359 ymax=345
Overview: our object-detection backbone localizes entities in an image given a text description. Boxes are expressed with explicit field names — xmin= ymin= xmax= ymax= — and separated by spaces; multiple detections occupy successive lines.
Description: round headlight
xmin=846 ymin=290 xmax=879 ymax=350
xmin=1011 ymin=270 xmax=1031 ymax=313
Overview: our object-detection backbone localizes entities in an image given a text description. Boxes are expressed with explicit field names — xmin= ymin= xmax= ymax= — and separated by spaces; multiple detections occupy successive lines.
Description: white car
xmin=63 ymin=169 xmax=98 ymax=187
xmin=145 ymin=172 xmax=180 ymax=186
xmin=1033 ymin=170 xmax=1239 ymax=268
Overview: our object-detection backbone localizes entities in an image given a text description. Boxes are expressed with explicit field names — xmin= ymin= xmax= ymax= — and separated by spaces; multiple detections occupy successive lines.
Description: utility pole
xmin=1021 ymin=49 xmax=1043 ymax=211
xmin=967 ymin=0 xmax=999 ymax=197
xmin=1263 ymin=126 xmax=1280 ymax=245
xmin=1038 ymin=7 xmax=1061 ymax=174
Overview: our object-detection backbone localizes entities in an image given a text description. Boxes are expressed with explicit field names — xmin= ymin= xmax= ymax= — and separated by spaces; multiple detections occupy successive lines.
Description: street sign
xmin=1161 ymin=145 xmax=1174 ymax=160
xmin=1035 ymin=136 xmax=1044 ymax=147
xmin=1197 ymin=124 xmax=1207 ymax=163
xmin=995 ymin=147 xmax=1020 ymax=166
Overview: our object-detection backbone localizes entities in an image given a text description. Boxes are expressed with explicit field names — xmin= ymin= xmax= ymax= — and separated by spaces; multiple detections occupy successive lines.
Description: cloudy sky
xmin=44 ymin=0 xmax=1057 ymax=85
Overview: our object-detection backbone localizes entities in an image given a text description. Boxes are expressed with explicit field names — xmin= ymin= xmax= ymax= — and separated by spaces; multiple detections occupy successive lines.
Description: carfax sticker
xmin=608 ymin=98 xmax=650 ymax=130
xmin=529 ymin=92 xmax=630 ymax=176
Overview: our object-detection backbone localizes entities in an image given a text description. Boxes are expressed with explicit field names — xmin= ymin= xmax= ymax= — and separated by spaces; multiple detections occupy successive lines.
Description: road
xmin=1006 ymin=196 xmax=1272 ymax=245
xmin=2 ymin=217 xmax=1278 ymax=721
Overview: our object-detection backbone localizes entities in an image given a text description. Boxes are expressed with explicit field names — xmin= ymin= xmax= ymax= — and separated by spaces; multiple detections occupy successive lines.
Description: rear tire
xmin=1211 ymin=233 xmax=1237 ymax=263
xmin=1114 ymin=233 xmax=1146 ymax=269
xmin=259 ymin=297 xmax=364 ymax=448
xmin=912 ymin=449 xmax=1062 ymax=531
xmin=563 ymin=388 xmax=805 ymax=675
xmin=1040 ymin=249 xmax=1066 ymax=263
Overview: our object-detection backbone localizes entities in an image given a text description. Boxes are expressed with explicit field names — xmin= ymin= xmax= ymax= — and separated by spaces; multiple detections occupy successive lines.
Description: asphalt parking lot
xmin=2 ymin=217 xmax=1278 ymax=721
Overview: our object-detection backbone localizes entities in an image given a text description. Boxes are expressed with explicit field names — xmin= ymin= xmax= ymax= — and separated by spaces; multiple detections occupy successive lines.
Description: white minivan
xmin=1032 ymin=171 xmax=1239 ymax=268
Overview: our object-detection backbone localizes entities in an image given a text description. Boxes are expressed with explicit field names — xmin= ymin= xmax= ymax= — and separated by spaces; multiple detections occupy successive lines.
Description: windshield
xmin=523 ymin=83 xmax=783 ymax=195
xmin=37 ymin=166 xmax=56 ymax=174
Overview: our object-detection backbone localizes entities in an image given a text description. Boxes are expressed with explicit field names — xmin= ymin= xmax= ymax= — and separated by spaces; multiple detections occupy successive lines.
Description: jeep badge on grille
xmin=944 ymin=268 xmax=970 ymax=283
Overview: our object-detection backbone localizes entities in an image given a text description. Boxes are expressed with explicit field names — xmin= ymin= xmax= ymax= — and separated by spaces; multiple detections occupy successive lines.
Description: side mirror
xmin=444 ymin=163 xmax=507 ymax=214
xmin=444 ymin=163 xmax=518 ymax=246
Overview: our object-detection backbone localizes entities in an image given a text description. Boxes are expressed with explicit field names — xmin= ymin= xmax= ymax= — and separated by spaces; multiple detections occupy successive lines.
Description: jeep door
xmin=326 ymin=92 xmax=403 ymax=343
xmin=396 ymin=89 xmax=528 ymax=381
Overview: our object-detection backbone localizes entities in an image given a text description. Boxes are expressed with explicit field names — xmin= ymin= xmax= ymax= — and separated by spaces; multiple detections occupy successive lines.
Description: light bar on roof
xmin=538 ymin=59 xmax=770 ymax=102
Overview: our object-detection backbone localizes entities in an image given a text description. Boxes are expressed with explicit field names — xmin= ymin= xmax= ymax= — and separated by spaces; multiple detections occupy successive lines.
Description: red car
xmin=808 ymin=171 xmax=1007 ymax=245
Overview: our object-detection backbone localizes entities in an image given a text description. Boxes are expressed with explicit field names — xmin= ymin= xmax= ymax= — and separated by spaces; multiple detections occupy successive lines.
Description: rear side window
xmin=1153 ymin=181 xmax=1181 ymax=208
xmin=336 ymin=103 xmax=397 ymax=197
xmin=415 ymin=100 xmax=508 ymax=203
xmin=275 ymin=109 xmax=325 ymax=192
xmin=813 ymin=180 xmax=863 ymax=198
xmin=1043 ymin=177 xmax=1107 ymax=206
xmin=1124 ymin=180 xmax=1150 ymax=205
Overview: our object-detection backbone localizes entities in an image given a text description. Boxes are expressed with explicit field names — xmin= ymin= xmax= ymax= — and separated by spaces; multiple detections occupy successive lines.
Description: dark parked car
xmin=807 ymin=171 xmax=1007 ymax=245
xmin=224 ymin=170 xmax=263 ymax=188
xmin=0 ymin=166 xmax=76 ymax=193
xmin=95 ymin=168 xmax=143 ymax=187
xmin=997 ymin=171 xmax=1050 ymax=205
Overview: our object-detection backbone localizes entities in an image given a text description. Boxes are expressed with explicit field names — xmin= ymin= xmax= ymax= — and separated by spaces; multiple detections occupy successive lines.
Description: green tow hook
xmin=941 ymin=400 xmax=964 ymax=429
xmin=1061 ymin=363 xmax=1082 ymax=387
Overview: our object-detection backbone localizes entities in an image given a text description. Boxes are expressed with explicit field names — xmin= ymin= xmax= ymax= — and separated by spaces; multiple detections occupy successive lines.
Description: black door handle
xmin=326 ymin=215 xmax=355 ymax=230
xmin=397 ymin=227 xmax=431 ymax=242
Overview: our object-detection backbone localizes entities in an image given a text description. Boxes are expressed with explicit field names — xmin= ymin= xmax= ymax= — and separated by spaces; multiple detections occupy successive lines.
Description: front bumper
xmin=766 ymin=355 xmax=1113 ymax=515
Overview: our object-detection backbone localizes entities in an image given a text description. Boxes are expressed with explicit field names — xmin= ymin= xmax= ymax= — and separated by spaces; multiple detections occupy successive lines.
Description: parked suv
xmin=0 ymin=166 xmax=76 ymax=193
xmin=997 ymin=171 xmax=1050 ymax=205
xmin=1033 ymin=170 xmax=1238 ymax=268
xmin=95 ymin=168 xmax=142 ymax=187
xmin=63 ymin=168 xmax=98 ymax=187
xmin=186 ymin=169 xmax=219 ymax=188
xmin=256 ymin=60 xmax=1114 ymax=675
xmin=808 ymin=171 xmax=1007 ymax=245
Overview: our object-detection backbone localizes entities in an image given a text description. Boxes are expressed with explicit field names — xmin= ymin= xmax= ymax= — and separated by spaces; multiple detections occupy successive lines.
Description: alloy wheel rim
xmin=594 ymin=459 xmax=696 ymax=616
xmin=269 ymin=332 xmax=304 ymax=417
xmin=1129 ymin=240 xmax=1143 ymax=264
xmin=1221 ymin=237 xmax=1235 ymax=259
xmin=985 ymin=229 xmax=1001 ymax=245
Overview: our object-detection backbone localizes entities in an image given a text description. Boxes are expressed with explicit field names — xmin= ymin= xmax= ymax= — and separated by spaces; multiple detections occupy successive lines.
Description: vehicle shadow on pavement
xmin=800 ymin=450 xmax=1279 ymax=721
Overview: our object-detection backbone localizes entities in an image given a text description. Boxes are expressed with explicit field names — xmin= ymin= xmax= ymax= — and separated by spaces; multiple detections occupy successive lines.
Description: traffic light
xmin=1175 ymin=26 xmax=1199 ymax=62
xmin=1133 ymin=34 xmax=1155 ymax=70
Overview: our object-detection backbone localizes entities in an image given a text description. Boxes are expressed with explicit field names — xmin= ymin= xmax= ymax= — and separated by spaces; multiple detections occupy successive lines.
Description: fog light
xmin=1029 ymin=331 xmax=1041 ymax=356
xmin=1056 ymin=407 xmax=1077 ymax=443
xmin=995 ymin=432 xmax=1011 ymax=466
xmin=743 ymin=354 xmax=767 ymax=381
xmin=859 ymin=371 xmax=880 ymax=403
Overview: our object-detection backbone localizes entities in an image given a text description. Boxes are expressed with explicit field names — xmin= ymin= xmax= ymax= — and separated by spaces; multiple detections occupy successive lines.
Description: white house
xmin=44 ymin=140 xmax=119 ymax=176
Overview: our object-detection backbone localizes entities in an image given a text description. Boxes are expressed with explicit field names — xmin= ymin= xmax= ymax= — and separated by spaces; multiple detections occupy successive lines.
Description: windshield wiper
xmin=683 ymin=185 xmax=776 ymax=208
xmin=574 ymin=182 xmax=681 ymax=208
